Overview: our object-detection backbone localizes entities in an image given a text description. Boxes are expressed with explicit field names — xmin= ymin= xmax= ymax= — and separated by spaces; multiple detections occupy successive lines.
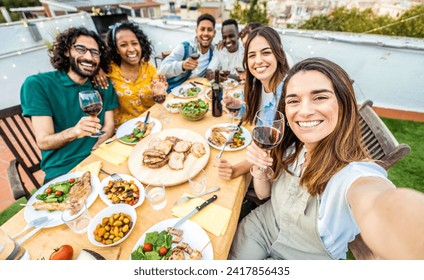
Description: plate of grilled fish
xmin=24 ymin=171 xmax=100 ymax=228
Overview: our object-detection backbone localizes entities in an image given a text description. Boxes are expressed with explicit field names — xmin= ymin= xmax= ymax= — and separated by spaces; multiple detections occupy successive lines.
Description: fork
xmin=174 ymin=186 xmax=221 ymax=206
xmin=111 ymin=173 xmax=123 ymax=181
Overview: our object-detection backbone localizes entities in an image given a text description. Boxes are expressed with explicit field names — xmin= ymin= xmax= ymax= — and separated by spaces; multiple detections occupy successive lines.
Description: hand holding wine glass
xmin=223 ymin=95 xmax=244 ymax=127
xmin=78 ymin=90 xmax=105 ymax=137
xmin=250 ymin=109 xmax=285 ymax=180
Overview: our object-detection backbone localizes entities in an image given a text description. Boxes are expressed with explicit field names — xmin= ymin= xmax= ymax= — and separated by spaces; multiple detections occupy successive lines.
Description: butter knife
xmin=216 ymin=120 xmax=243 ymax=159
xmin=172 ymin=195 xmax=217 ymax=229
xmin=140 ymin=111 xmax=150 ymax=135
xmin=17 ymin=218 xmax=52 ymax=245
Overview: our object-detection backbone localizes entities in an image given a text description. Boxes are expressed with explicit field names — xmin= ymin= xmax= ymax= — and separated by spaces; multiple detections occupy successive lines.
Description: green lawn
xmin=382 ymin=118 xmax=424 ymax=193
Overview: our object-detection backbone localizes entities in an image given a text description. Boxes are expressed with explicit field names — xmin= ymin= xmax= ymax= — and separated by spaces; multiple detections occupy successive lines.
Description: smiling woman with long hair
xmin=228 ymin=57 xmax=424 ymax=260
xmin=215 ymin=26 xmax=289 ymax=180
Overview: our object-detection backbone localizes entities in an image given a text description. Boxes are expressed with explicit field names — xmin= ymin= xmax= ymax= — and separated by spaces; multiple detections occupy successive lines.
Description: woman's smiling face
xmin=285 ymin=70 xmax=339 ymax=151
xmin=115 ymin=29 xmax=142 ymax=65
xmin=247 ymin=35 xmax=277 ymax=88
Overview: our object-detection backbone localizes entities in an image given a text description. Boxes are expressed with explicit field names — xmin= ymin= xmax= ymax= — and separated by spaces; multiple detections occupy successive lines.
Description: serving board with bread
xmin=128 ymin=128 xmax=210 ymax=187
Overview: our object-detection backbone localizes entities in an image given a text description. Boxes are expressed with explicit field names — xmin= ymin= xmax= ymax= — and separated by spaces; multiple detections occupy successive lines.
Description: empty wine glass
xmin=78 ymin=90 xmax=105 ymax=137
xmin=250 ymin=109 xmax=285 ymax=180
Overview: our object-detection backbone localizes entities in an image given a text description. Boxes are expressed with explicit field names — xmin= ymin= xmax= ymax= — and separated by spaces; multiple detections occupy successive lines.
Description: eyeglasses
xmin=72 ymin=44 xmax=101 ymax=58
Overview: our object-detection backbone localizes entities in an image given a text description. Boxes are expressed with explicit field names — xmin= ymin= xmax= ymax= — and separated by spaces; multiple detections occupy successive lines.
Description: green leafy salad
xmin=36 ymin=178 xmax=78 ymax=203
xmin=131 ymin=230 xmax=173 ymax=260
xmin=119 ymin=127 xmax=147 ymax=143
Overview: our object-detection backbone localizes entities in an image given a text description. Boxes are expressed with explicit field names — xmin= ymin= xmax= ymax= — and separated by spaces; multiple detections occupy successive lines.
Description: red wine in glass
xmin=220 ymin=70 xmax=231 ymax=80
xmin=190 ymin=52 xmax=200 ymax=60
xmin=250 ymin=109 xmax=285 ymax=180
xmin=252 ymin=126 xmax=283 ymax=150
xmin=82 ymin=103 xmax=102 ymax=116
xmin=226 ymin=100 xmax=243 ymax=126
xmin=79 ymin=90 xmax=105 ymax=137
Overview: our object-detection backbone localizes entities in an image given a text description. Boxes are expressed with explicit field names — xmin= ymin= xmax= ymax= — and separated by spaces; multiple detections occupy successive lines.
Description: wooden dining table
xmin=1 ymin=78 xmax=251 ymax=260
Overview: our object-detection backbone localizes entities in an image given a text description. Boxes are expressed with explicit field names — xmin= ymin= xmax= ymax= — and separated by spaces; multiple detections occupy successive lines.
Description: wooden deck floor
xmin=1 ymin=106 xmax=423 ymax=213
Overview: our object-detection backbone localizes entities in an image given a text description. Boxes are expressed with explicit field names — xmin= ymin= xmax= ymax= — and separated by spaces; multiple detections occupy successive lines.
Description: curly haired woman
xmin=94 ymin=22 xmax=168 ymax=127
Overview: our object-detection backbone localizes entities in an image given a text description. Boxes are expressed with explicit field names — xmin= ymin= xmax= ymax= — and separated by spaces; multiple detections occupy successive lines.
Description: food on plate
xmin=92 ymin=212 xmax=133 ymax=245
xmin=141 ymin=137 xmax=206 ymax=170
xmin=32 ymin=171 xmax=92 ymax=211
xmin=49 ymin=244 xmax=74 ymax=260
xmin=67 ymin=171 xmax=92 ymax=204
xmin=208 ymin=126 xmax=245 ymax=148
xmin=103 ymin=179 xmax=140 ymax=206
xmin=191 ymin=142 xmax=207 ymax=158
xmin=76 ymin=249 xmax=106 ymax=260
xmin=173 ymin=140 xmax=192 ymax=153
xmin=131 ymin=227 xmax=204 ymax=260
xmin=224 ymin=79 xmax=237 ymax=88
xmin=35 ymin=178 xmax=78 ymax=205
xmin=150 ymin=138 xmax=174 ymax=155
xmin=166 ymin=102 xmax=183 ymax=109
xmin=168 ymin=152 xmax=185 ymax=170
xmin=206 ymin=89 xmax=212 ymax=100
xmin=178 ymin=86 xmax=201 ymax=97
xmin=119 ymin=121 xmax=155 ymax=143
xmin=179 ymin=99 xmax=209 ymax=121
xmin=208 ymin=130 xmax=227 ymax=146
xmin=131 ymin=230 xmax=174 ymax=260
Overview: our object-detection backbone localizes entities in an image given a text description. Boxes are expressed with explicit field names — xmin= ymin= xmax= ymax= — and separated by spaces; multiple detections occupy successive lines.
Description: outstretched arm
xmin=348 ymin=177 xmax=424 ymax=259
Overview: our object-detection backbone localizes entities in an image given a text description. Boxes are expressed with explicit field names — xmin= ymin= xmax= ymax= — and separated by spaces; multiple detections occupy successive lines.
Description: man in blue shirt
xmin=20 ymin=27 xmax=118 ymax=182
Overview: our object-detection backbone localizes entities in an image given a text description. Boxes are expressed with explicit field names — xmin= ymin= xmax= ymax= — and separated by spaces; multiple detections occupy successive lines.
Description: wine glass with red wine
xmin=189 ymin=41 xmax=200 ymax=60
xmin=78 ymin=90 xmax=105 ymax=137
xmin=235 ymin=65 xmax=245 ymax=84
xmin=250 ymin=109 xmax=285 ymax=180
xmin=226 ymin=98 xmax=243 ymax=127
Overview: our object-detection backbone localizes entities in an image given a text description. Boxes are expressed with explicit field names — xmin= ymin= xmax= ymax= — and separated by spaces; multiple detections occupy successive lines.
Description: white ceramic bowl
xmin=87 ymin=204 xmax=137 ymax=247
xmin=99 ymin=174 xmax=145 ymax=208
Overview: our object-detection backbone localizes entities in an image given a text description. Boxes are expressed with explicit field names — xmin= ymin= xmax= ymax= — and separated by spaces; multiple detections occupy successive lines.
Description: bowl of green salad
xmin=178 ymin=99 xmax=209 ymax=121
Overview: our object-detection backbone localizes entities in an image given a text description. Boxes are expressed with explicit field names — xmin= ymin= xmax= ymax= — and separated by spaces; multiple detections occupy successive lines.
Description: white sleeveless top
xmin=288 ymin=147 xmax=394 ymax=259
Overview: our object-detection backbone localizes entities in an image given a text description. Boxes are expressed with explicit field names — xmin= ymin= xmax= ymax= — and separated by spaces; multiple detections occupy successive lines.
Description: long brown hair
xmin=273 ymin=57 xmax=370 ymax=196
xmin=243 ymin=27 xmax=289 ymax=124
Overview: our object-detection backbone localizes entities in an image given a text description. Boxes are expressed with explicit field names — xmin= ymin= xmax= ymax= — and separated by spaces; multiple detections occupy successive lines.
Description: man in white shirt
xmin=206 ymin=19 xmax=244 ymax=81
xmin=158 ymin=13 xmax=216 ymax=92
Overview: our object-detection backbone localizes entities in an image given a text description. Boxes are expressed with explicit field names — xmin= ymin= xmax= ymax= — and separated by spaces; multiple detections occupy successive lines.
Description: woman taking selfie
xmin=229 ymin=57 xmax=424 ymax=260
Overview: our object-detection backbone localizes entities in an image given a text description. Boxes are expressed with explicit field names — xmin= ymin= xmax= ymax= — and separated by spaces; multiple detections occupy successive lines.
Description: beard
xmin=69 ymin=55 xmax=100 ymax=79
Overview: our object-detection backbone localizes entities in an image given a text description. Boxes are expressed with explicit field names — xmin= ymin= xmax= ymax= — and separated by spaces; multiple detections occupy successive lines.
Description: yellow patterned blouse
xmin=109 ymin=61 xmax=158 ymax=128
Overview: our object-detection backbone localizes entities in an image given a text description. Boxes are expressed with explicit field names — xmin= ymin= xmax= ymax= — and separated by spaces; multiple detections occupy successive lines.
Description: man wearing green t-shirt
xmin=20 ymin=27 xmax=119 ymax=182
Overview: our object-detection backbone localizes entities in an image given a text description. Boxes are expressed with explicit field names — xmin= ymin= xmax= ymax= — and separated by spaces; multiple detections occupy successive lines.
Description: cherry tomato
xmin=143 ymin=243 xmax=153 ymax=252
xmin=55 ymin=191 xmax=63 ymax=197
xmin=68 ymin=178 xmax=75 ymax=183
xmin=129 ymin=134 xmax=135 ymax=139
xmin=49 ymin=245 xmax=74 ymax=260
xmin=158 ymin=247 xmax=168 ymax=256
xmin=45 ymin=188 xmax=52 ymax=195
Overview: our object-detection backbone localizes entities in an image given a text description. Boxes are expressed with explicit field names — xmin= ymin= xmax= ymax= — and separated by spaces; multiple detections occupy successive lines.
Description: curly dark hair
xmin=49 ymin=27 xmax=110 ymax=73
xmin=106 ymin=22 xmax=153 ymax=66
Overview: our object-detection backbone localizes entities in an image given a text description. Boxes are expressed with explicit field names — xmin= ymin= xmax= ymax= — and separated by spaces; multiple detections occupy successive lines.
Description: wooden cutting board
xmin=128 ymin=128 xmax=210 ymax=187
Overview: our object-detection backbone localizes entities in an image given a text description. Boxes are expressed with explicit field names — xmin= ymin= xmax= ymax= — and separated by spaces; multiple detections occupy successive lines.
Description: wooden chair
xmin=243 ymin=99 xmax=411 ymax=259
xmin=348 ymin=100 xmax=411 ymax=259
xmin=154 ymin=50 xmax=171 ymax=68
xmin=0 ymin=105 xmax=42 ymax=200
